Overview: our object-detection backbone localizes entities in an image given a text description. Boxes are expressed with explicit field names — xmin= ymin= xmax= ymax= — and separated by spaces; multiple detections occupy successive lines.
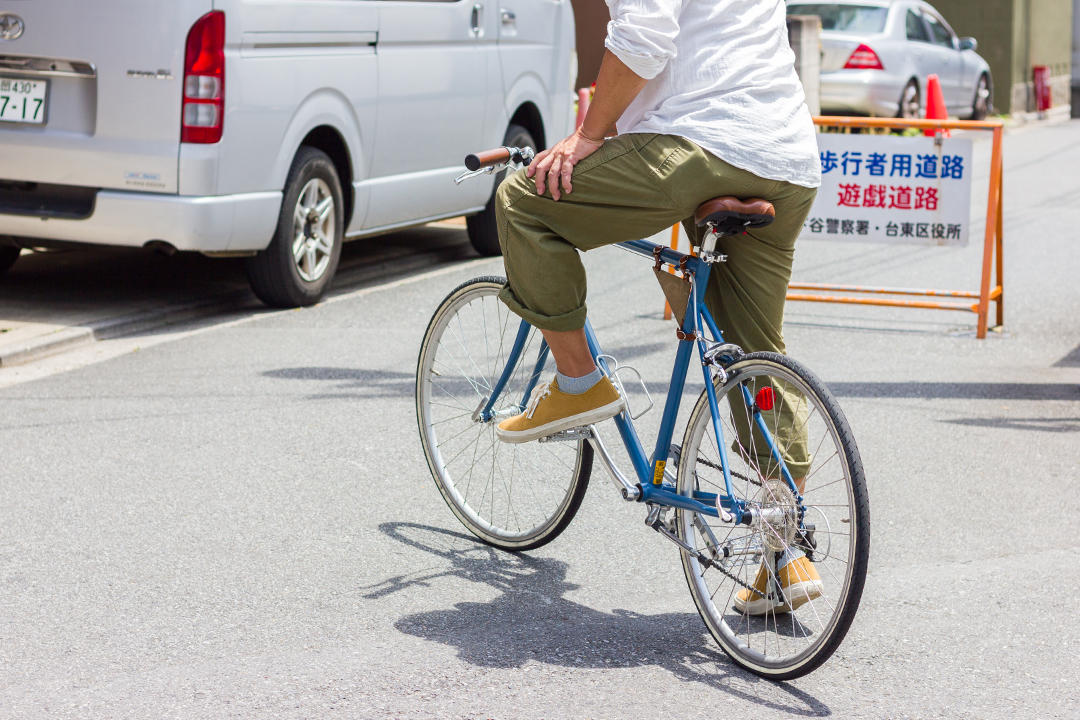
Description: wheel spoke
xmin=314 ymin=229 xmax=333 ymax=256
xmin=315 ymin=196 xmax=333 ymax=223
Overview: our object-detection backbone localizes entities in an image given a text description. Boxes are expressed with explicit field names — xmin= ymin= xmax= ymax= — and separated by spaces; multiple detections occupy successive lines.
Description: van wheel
xmin=246 ymin=147 xmax=344 ymax=308
xmin=0 ymin=246 xmax=19 ymax=275
xmin=466 ymin=123 xmax=537 ymax=257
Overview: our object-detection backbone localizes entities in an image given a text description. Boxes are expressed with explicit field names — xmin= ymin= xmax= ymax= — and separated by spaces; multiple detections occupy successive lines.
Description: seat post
xmin=699 ymin=224 xmax=727 ymax=264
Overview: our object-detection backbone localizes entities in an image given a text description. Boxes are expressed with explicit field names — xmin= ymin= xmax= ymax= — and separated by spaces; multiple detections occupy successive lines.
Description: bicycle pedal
xmin=537 ymin=426 xmax=594 ymax=443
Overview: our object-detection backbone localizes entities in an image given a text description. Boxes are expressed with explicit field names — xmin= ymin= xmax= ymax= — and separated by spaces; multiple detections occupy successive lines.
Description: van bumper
xmin=0 ymin=189 xmax=282 ymax=253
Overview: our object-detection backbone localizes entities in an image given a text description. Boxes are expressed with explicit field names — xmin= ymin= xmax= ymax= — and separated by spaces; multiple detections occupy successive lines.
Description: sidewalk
xmin=0 ymin=221 xmax=474 ymax=367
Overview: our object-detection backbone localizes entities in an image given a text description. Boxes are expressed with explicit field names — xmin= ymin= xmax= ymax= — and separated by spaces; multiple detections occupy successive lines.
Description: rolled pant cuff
xmin=498 ymin=284 xmax=588 ymax=332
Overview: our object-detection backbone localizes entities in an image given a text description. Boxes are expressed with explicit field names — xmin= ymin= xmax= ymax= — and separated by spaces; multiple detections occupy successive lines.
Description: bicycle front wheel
xmin=675 ymin=352 xmax=869 ymax=680
xmin=415 ymin=276 xmax=592 ymax=551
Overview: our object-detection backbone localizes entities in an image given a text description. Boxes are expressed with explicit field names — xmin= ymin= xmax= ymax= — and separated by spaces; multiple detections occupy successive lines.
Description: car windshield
xmin=786 ymin=3 xmax=889 ymax=33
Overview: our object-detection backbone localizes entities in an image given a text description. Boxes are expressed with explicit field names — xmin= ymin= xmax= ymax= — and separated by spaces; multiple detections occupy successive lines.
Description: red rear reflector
xmin=755 ymin=386 xmax=775 ymax=412
xmin=182 ymin=11 xmax=225 ymax=143
xmin=843 ymin=44 xmax=884 ymax=70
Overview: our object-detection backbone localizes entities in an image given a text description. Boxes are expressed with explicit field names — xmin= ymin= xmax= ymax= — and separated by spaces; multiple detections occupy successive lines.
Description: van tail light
xmin=181 ymin=11 xmax=225 ymax=143
xmin=843 ymin=44 xmax=884 ymax=70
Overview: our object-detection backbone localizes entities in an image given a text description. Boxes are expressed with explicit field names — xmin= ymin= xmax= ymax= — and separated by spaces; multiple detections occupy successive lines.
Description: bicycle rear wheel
xmin=675 ymin=352 xmax=869 ymax=680
xmin=416 ymin=276 xmax=592 ymax=551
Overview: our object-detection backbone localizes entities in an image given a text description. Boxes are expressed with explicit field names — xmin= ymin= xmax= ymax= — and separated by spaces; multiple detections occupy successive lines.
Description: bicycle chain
xmin=679 ymin=520 xmax=771 ymax=600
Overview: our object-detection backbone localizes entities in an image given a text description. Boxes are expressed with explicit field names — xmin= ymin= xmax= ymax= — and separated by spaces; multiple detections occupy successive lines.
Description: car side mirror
xmin=959 ymin=37 xmax=977 ymax=51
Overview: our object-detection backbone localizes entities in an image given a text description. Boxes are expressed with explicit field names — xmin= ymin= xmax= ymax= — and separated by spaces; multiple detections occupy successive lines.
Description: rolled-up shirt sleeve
xmin=604 ymin=0 xmax=684 ymax=80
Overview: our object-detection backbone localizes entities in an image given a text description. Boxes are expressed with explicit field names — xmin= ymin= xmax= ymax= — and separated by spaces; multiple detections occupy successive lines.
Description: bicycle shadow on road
xmin=364 ymin=521 xmax=831 ymax=717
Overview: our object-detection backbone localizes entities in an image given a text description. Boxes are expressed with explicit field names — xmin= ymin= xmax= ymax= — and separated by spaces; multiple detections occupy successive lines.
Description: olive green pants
xmin=494 ymin=133 xmax=817 ymax=476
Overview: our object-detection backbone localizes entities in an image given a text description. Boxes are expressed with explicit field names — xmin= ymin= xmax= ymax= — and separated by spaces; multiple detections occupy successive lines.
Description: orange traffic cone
xmin=923 ymin=74 xmax=950 ymax=137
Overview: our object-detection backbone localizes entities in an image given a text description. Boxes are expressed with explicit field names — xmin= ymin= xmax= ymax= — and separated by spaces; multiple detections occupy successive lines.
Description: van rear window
xmin=786 ymin=4 xmax=889 ymax=33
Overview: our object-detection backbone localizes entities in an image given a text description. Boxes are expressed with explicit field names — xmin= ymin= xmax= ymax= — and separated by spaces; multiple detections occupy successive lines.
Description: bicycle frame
xmin=475 ymin=239 xmax=800 ymax=524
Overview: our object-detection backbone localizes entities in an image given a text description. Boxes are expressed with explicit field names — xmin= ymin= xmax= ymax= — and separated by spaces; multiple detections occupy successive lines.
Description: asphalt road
xmin=1 ymin=122 xmax=1078 ymax=719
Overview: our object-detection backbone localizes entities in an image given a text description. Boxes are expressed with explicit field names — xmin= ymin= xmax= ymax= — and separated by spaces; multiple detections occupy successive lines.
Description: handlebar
xmin=464 ymin=146 xmax=535 ymax=171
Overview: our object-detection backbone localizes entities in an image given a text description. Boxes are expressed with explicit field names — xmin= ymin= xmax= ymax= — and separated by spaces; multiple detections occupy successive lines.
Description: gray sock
xmin=556 ymin=367 xmax=603 ymax=395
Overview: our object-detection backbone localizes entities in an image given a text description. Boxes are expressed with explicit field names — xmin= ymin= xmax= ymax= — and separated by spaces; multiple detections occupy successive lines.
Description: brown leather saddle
xmin=694 ymin=196 xmax=776 ymax=236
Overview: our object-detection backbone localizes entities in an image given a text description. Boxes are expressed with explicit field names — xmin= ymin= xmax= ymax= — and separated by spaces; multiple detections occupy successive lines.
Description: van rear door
xmin=0 ymin=1 xmax=210 ymax=194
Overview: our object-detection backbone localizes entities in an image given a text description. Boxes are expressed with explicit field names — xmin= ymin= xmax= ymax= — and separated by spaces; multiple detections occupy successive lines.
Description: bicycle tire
xmin=416 ymin=276 xmax=592 ymax=551
xmin=675 ymin=352 xmax=869 ymax=680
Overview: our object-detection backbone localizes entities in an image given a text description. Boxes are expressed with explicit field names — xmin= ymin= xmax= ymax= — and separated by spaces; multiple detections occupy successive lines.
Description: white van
xmin=0 ymin=1 xmax=575 ymax=306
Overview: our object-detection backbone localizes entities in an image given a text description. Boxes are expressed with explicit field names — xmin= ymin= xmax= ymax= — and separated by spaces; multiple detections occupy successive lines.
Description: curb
xmin=0 ymin=290 xmax=253 ymax=368
xmin=0 ymin=326 xmax=96 ymax=367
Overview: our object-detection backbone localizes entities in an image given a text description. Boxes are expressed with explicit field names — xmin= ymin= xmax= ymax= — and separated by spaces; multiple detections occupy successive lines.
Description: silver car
xmin=0 ymin=1 xmax=575 ymax=307
xmin=786 ymin=0 xmax=992 ymax=120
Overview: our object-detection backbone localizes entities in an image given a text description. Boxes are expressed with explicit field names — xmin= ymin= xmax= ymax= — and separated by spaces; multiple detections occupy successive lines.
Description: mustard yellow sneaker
xmin=733 ymin=554 xmax=823 ymax=615
xmin=496 ymin=376 xmax=626 ymax=443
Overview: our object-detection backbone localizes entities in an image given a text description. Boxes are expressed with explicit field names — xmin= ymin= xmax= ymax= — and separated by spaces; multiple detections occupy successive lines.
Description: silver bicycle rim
xmin=292 ymin=178 xmax=335 ymax=282
xmin=417 ymin=282 xmax=586 ymax=545
xmin=677 ymin=360 xmax=860 ymax=674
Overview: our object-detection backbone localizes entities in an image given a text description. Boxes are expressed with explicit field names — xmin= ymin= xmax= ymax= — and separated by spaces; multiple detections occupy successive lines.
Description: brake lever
xmin=454 ymin=165 xmax=498 ymax=185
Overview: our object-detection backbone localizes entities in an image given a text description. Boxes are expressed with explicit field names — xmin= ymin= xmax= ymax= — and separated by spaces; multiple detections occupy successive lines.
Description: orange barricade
xmin=787 ymin=116 xmax=1005 ymax=339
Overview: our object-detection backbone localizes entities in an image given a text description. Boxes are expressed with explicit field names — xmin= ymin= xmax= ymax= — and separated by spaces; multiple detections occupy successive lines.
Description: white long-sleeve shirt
xmin=605 ymin=0 xmax=821 ymax=188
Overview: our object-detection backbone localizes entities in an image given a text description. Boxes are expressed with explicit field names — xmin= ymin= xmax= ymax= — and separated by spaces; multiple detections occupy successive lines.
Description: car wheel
xmin=246 ymin=146 xmax=344 ymax=308
xmin=0 ymin=246 xmax=19 ymax=275
xmin=466 ymin=123 xmax=537 ymax=257
xmin=897 ymin=79 xmax=921 ymax=119
xmin=972 ymin=73 xmax=991 ymax=121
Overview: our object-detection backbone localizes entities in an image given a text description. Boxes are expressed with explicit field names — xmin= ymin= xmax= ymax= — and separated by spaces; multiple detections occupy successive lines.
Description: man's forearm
xmin=580 ymin=50 xmax=649 ymax=141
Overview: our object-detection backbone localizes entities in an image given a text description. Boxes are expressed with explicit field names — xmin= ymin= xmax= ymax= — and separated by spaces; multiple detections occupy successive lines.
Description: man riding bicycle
xmin=492 ymin=0 xmax=822 ymax=615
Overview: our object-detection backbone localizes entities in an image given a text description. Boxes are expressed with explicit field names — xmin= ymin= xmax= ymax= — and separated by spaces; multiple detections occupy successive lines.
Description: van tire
xmin=466 ymin=124 xmax=537 ymax=257
xmin=246 ymin=147 xmax=344 ymax=308
xmin=0 ymin=246 xmax=19 ymax=275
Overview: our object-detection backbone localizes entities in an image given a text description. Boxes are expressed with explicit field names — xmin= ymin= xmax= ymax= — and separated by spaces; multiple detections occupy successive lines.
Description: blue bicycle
xmin=415 ymin=147 xmax=869 ymax=679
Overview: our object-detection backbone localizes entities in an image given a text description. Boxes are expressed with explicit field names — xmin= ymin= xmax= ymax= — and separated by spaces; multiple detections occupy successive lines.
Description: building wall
xmin=569 ymin=0 xmax=609 ymax=89
xmin=1071 ymin=0 xmax=1080 ymax=115
xmin=1012 ymin=0 xmax=1074 ymax=110
xmin=931 ymin=0 xmax=1014 ymax=111
xmin=913 ymin=0 xmax=1072 ymax=113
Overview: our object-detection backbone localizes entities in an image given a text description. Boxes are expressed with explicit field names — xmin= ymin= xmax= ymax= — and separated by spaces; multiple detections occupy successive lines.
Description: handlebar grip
xmin=464 ymin=148 xmax=512 ymax=171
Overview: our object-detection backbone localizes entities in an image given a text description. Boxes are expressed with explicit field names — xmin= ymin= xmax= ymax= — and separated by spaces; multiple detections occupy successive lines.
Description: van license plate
xmin=0 ymin=77 xmax=48 ymax=125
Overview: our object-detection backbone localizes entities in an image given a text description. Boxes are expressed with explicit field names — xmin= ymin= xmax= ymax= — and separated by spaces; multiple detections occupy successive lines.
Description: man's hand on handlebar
xmin=527 ymin=127 xmax=605 ymax=202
